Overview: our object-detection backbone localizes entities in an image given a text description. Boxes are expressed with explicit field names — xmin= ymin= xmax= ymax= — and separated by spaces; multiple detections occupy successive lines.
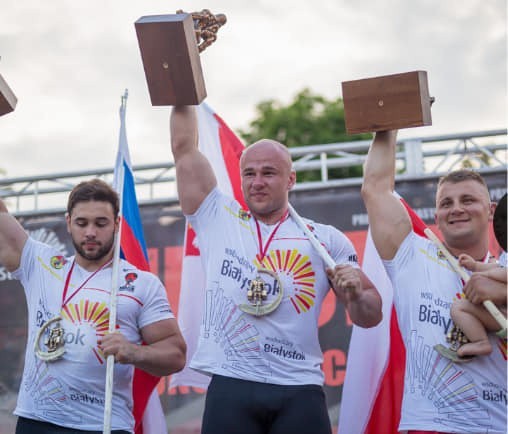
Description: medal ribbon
xmin=254 ymin=210 xmax=289 ymax=263
xmin=61 ymin=259 xmax=113 ymax=307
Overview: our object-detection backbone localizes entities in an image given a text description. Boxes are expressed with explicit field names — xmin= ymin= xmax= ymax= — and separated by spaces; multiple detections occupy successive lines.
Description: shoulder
xmin=189 ymin=187 xmax=240 ymax=218
xmin=25 ymin=236 xmax=68 ymax=260
xmin=11 ymin=237 xmax=70 ymax=279
xmin=120 ymin=260 xmax=155 ymax=279
xmin=386 ymin=231 xmax=435 ymax=268
xmin=304 ymin=218 xmax=349 ymax=242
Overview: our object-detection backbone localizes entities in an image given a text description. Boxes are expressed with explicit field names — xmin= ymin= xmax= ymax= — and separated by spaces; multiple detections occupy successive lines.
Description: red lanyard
xmin=61 ymin=259 xmax=112 ymax=307
xmin=254 ymin=210 xmax=289 ymax=263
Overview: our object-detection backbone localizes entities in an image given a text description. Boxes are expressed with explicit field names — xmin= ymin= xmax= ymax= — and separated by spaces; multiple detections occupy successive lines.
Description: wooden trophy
xmin=342 ymin=71 xmax=433 ymax=134
xmin=0 ymin=73 xmax=17 ymax=116
xmin=135 ymin=10 xmax=226 ymax=106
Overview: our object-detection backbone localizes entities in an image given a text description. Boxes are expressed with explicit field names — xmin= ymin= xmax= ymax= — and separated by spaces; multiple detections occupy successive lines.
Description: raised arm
xmin=0 ymin=198 xmax=28 ymax=271
xmin=361 ymin=131 xmax=412 ymax=260
xmin=170 ymin=106 xmax=217 ymax=214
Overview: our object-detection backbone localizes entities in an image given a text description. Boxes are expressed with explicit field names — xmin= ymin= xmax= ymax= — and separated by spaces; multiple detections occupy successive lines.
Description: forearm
xmin=361 ymin=130 xmax=410 ymax=259
xmin=465 ymin=273 xmax=508 ymax=305
xmin=484 ymin=267 xmax=508 ymax=284
xmin=328 ymin=266 xmax=383 ymax=328
xmin=100 ymin=328 xmax=186 ymax=377
xmin=346 ymin=288 xmax=383 ymax=328
xmin=361 ymin=131 xmax=398 ymax=198
xmin=130 ymin=338 xmax=186 ymax=377
xmin=0 ymin=200 xmax=28 ymax=271
xmin=170 ymin=105 xmax=217 ymax=214
xmin=170 ymin=105 xmax=198 ymax=159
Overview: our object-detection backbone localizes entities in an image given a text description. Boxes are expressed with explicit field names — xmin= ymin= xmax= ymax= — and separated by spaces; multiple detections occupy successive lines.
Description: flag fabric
xmin=338 ymin=195 xmax=427 ymax=434
xmin=170 ymin=102 xmax=246 ymax=389
xmin=113 ymin=91 xmax=167 ymax=434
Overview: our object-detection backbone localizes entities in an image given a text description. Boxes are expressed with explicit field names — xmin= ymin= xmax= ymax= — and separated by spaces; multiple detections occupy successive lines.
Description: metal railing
xmin=1 ymin=129 xmax=506 ymax=216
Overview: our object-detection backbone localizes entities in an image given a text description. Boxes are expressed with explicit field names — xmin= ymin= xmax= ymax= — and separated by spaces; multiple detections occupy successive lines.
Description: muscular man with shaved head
xmin=169 ymin=106 xmax=382 ymax=434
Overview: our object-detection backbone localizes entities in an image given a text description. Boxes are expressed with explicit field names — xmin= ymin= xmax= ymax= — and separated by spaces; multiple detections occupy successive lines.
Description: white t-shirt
xmin=188 ymin=188 xmax=359 ymax=386
xmin=384 ymin=232 xmax=507 ymax=434
xmin=12 ymin=237 xmax=174 ymax=432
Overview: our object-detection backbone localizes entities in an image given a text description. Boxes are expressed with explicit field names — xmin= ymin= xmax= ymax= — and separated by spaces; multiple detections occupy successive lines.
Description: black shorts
xmin=201 ymin=375 xmax=332 ymax=434
xmin=15 ymin=416 xmax=131 ymax=434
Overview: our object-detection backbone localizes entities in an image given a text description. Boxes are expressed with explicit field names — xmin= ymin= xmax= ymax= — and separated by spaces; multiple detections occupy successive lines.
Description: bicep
xmin=176 ymin=150 xmax=217 ymax=215
xmin=140 ymin=318 xmax=183 ymax=345
xmin=364 ymin=192 xmax=412 ymax=260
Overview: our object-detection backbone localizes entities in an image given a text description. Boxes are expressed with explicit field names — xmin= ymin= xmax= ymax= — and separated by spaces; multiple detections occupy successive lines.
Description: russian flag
xmin=113 ymin=91 xmax=166 ymax=434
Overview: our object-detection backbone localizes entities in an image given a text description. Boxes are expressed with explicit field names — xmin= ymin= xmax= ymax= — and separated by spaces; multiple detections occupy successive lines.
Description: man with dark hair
xmin=170 ymin=106 xmax=382 ymax=434
xmin=67 ymin=179 xmax=120 ymax=217
xmin=361 ymin=131 xmax=507 ymax=433
xmin=0 ymin=178 xmax=186 ymax=434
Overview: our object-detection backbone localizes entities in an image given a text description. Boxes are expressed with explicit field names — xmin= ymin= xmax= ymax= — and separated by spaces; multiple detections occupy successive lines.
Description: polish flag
xmin=170 ymin=102 xmax=246 ymax=389
xmin=338 ymin=196 xmax=427 ymax=434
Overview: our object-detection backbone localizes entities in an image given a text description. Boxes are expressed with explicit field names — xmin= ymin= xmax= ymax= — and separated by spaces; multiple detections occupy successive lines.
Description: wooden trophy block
xmin=342 ymin=71 xmax=432 ymax=134
xmin=0 ymin=73 xmax=17 ymax=116
xmin=135 ymin=13 xmax=206 ymax=106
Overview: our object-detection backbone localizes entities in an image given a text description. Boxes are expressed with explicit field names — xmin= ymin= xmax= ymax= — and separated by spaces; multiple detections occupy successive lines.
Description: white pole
xmin=423 ymin=228 xmax=507 ymax=332
xmin=103 ymin=91 xmax=128 ymax=434
xmin=288 ymin=203 xmax=336 ymax=269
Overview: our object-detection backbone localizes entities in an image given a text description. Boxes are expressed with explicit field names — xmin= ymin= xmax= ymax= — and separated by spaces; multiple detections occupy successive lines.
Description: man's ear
xmin=65 ymin=212 xmax=71 ymax=234
xmin=115 ymin=216 xmax=121 ymax=232
xmin=288 ymin=170 xmax=296 ymax=190
xmin=488 ymin=201 xmax=496 ymax=222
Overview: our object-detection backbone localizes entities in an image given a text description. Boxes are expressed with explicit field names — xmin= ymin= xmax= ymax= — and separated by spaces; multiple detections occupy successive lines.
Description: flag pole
xmin=103 ymin=90 xmax=128 ymax=434
xmin=423 ymin=227 xmax=507 ymax=333
xmin=288 ymin=203 xmax=336 ymax=269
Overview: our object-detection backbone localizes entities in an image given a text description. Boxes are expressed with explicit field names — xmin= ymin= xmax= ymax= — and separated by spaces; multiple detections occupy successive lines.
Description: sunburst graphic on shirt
xmin=255 ymin=249 xmax=316 ymax=314
xmin=61 ymin=300 xmax=111 ymax=363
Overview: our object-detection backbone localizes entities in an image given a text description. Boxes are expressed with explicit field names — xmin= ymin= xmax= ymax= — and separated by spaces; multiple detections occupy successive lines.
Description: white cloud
xmin=0 ymin=0 xmax=506 ymax=177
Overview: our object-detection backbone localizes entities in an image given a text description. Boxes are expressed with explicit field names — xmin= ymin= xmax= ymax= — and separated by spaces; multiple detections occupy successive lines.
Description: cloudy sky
xmin=0 ymin=0 xmax=506 ymax=178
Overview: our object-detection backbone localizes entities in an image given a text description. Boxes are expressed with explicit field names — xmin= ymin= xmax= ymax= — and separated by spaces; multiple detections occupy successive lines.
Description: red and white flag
xmin=170 ymin=102 xmax=246 ymax=388
xmin=338 ymin=196 xmax=427 ymax=434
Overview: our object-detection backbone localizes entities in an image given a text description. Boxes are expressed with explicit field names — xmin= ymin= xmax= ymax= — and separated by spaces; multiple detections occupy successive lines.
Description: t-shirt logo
xmin=255 ymin=249 xmax=316 ymax=314
xmin=50 ymin=255 xmax=67 ymax=269
xmin=437 ymin=249 xmax=447 ymax=260
xmin=119 ymin=272 xmax=138 ymax=292
xmin=238 ymin=209 xmax=251 ymax=221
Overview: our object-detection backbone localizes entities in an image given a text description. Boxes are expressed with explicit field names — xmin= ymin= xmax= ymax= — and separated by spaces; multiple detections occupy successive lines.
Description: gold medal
xmin=34 ymin=316 xmax=66 ymax=362
xmin=239 ymin=268 xmax=283 ymax=316
xmin=34 ymin=259 xmax=112 ymax=362
xmin=242 ymin=211 xmax=288 ymax=316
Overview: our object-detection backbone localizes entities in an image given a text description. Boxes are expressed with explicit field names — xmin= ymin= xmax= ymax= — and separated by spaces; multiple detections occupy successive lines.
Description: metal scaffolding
xmin=1 ymin=128 xmax=506 ymax=216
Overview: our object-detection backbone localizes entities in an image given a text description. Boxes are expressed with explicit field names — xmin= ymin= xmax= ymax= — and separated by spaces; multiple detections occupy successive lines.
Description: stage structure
xmin=1 ymin=128 xmax=506 ymax=216
xmin=0 ymin=129 xmax=506 ymax=432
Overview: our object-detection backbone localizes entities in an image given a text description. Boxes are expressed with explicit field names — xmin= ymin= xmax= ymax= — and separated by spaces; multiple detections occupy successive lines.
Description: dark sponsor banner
xmin=0 ymin=172 xmax=505 ymax=430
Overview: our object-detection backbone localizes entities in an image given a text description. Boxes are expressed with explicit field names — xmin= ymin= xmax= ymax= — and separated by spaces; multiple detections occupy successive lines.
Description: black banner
xmin=0 ymin=171 xmax=505 ymax=432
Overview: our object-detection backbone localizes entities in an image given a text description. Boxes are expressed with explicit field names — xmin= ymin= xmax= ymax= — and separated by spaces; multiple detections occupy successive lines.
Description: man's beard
xmin=72 ymin=234 xmax=115 ymax=262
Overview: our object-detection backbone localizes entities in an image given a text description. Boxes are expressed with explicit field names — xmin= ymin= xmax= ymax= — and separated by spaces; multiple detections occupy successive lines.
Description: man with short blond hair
xmin=361 ymin=131 xmax=507 ymax=434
